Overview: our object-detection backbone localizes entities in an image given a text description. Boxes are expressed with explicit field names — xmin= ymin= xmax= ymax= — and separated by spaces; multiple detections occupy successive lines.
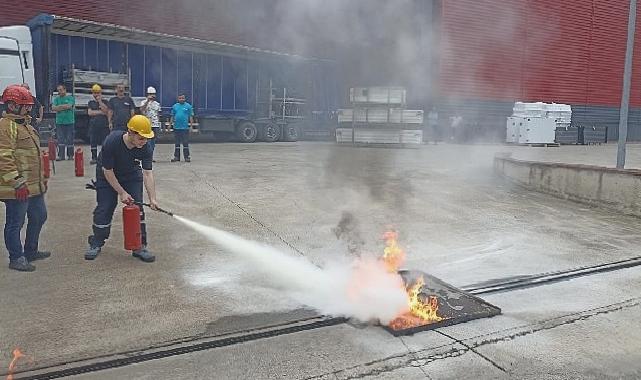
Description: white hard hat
xmin=147 ymin=86 xmax=157 ymax=94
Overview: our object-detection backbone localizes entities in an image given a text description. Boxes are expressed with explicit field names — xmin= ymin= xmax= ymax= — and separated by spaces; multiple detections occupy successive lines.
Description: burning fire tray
xmin=383 ymin=270 xmax=501 ymax=336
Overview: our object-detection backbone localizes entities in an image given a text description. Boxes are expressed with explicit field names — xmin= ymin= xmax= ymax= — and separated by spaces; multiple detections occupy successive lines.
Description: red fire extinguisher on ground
xmin=47 ymin=136 xmax=56 ymax=159
xmin=41 ymin=151 xmax=50 ymax=178
xmin=74 ymin=148 xmax=84 ymax=177
xmin=48 ymin=136 xmax=56 ymax=174
xmin=123 ymin=203 xmax=142 ymax=251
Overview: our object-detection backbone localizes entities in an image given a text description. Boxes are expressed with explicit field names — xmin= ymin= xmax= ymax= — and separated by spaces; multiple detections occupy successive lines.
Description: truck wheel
xmin=259 ymin=122 xmax=282 ymax=142
xmin=236 ymin=122 xmax=258 ymax=143
xmin=282 ymin=124 xmax=299 ymax=142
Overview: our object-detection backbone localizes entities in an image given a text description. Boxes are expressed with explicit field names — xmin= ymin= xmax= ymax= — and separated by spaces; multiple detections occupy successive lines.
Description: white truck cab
xmin=0 ymin=25 xmax=36 ymax=96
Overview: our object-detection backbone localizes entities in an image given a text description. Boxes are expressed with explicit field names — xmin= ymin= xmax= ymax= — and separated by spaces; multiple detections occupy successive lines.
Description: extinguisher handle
xmin=139 ymin=202 xmax=174 ymax=217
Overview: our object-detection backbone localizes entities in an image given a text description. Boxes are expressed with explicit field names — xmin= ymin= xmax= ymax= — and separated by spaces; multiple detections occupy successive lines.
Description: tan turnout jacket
xmin=0 ymin=113 xmax=45 ymax=199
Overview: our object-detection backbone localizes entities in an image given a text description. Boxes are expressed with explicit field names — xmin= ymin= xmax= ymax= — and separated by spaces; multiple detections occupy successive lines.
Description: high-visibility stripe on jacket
xmin=0 ymin=113 xmax=45 ymax=199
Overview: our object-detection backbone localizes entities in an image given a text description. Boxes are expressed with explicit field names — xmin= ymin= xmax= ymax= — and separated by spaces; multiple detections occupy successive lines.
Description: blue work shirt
xmin=171 ymin=102 xmax=194 ymax=130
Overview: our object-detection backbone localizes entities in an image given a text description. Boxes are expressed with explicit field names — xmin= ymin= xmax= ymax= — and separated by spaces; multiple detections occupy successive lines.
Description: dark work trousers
xmin=89 ymin=125 xmax=109 ymax=160
xmin=173 ymin=129 xmax=190 ymax=160
xmin=89 ymin=180 xmax=147 ymax=249
xmin=2 ymin=194 xmax=47 ymax=261
xmin=56 ymin=123 xmax=75 ymax=160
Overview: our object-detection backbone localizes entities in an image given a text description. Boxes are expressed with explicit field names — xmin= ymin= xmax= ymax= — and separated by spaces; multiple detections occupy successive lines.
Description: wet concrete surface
xmin=2 ymin=142 xmax=641 ymax=378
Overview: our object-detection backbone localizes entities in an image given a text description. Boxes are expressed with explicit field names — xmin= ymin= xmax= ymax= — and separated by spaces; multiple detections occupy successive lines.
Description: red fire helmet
xmin=1 ymin=85 xmax=34 ymax=105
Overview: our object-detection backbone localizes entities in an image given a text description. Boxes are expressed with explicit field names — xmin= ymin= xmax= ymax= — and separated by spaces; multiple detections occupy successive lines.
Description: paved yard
xmin=2 ymin=142 xmax=641 ymax=379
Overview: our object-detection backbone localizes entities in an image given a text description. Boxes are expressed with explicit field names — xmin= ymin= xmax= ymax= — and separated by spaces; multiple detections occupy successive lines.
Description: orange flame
xmin=382 ymin=230 xmax=405 ymax=272
xmin=389 ymin=276 xmax=443 ymax=330
xmin=379 ymin=231 xmax=443 ymax=330
xmin=6 ymin=348 xmax=25 ymax=380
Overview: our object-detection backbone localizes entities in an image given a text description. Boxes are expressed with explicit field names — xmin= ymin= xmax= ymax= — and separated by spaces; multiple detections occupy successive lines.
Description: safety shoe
xmin=56 ymin=157 xmax=64 ymax=162
xmin=9 ymin=256 xmax=36 ymax=272
xmin=185 ymin=157 xmax=191 ymax=163
xmin=90 ymin=159 xmax=97 ymax=165
xmin=132 ymin=246 xmax=155 ymax=263
xmin=170 ymin=157 xmax=180 ymax=162
xmin=85 ymin=246 xmax=101 ymax=260
xmin=26 ymin=251 xmax=51 ymax=262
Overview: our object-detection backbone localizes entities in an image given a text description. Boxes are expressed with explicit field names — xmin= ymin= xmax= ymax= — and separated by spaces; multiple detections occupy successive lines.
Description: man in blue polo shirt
xmin=170 ymin=94 xmax=194 ymax=162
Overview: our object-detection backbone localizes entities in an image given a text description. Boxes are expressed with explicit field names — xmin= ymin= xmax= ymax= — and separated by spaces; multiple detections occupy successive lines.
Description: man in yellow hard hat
xmin=85 ymin=115 xmax=160 ymax=263
xmin=87 ymin=84 xmax=110 ymax=164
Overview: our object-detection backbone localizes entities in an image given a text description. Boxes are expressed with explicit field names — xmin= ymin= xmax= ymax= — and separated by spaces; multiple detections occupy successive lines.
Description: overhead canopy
xmin=27 ymin=13 xmax=330 ymax=63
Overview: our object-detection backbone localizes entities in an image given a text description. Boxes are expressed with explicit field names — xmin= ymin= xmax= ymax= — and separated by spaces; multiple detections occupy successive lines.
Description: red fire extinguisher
xmin=41 ymin=151 xmax=50 ymax=178
xmin=48 ymin=136 xmax=57 ymax=174
xmin=74 ymin=148 xmax=84 ymax=177
xmin=47 ymin=136 xmax=56 ymax=159
xmin=123 ymin=203 xmax=142 ymax=251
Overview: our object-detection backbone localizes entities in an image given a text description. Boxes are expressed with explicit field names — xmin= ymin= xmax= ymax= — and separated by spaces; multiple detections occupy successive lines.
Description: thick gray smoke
xmin=332 ymin=211 xmax=365 ymax=255
xmin=175 ymin=216 xmax=409 ymax=324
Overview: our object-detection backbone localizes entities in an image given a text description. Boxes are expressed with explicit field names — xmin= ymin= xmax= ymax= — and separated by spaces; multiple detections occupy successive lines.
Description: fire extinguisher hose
xmin=85 ymin=180 xmax=175 ymax=217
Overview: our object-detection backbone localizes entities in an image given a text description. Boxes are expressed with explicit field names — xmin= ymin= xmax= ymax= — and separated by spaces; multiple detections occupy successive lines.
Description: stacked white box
xmin=507 ymin=102 xmax=572 ymax=143
xmin=337 ymin=108 xmax=424 ymax=124
xmin=513 ymin=117 xmax=557 ymax=144
xmin=350 ymin=87 xmax=406 ymax=105
xmin=337 ymin=86 xmax=423 ymax=146
xmin=506 ymin=117 xmax=521 ymax=143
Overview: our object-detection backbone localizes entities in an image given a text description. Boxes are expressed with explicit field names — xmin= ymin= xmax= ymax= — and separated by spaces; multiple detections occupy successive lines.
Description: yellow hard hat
xmin=91 ymin=84 xmax=102 ymax=92
xmin=127 ymin=115 xmax=155 ymax=138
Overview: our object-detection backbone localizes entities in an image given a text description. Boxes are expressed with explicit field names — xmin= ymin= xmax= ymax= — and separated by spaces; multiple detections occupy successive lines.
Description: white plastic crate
xmin=335 ymin=128 xmax=353 ymax=143
xmin=350 ymin=87 xmax=406 ymax=105
xmin=517 ymin=117 xmax=557 ymax=144
xmin=337 ymin=109 xmax=353 ymax=123
xmin=337 ymin=108 xmax=424 ymax=124
xmin=506 ymin=117 xmax=521 ymax=143
xmin=400 ymin=129 xmax=423 ymax=144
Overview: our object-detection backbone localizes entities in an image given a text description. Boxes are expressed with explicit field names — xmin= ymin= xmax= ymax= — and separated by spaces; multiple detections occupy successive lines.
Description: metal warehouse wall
xmin=439 ymin=0 xmax=641 ymax=141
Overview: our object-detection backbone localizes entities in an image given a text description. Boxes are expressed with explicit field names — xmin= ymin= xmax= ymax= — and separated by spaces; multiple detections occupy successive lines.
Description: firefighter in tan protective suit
xmin=0 ymin=84 xmax=50 ymax=272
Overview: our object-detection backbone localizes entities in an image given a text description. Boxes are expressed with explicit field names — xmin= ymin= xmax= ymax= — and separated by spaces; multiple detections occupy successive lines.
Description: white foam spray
xmin=175 ymin=215 xmax=409 ymax=323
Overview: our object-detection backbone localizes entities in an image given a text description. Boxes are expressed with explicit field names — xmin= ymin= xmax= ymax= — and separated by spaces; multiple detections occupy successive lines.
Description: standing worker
xmin=140 ymin=86 xmax=161 ymax=162
xmin=85 ymin=115 xmax=159 ymax=263
xmin=170 ymin=94 xmax=194 ymax=162
xmin=108 ymin=84 xmax=135 ymax=131
xmin=21 ymin=83 xmax=43 ymax=127
xmin=51 ymin=84 xmax=75 ymax=161
xmin=427 ymin=107 xmax=439 ymax=144
xmin=0 ymin=85 xmax=50 ymax=272
xmin=87 ymin=84 xmax=110 ymax=165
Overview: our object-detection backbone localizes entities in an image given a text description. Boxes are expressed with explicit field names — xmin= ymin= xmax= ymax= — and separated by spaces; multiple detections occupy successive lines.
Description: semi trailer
xmin=0 ymin=14 xmax=337 ymax=142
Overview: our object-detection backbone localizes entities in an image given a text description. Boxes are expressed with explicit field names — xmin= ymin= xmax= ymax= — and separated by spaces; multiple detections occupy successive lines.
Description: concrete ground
xmin=2 ymin=141 xmax=641 ymax=379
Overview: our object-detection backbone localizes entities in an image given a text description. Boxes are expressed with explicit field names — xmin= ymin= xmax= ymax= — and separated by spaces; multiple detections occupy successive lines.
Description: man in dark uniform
xmin=107 ymin=84 xmax=135 ymax=131
xmin=87 ymin=84 xmax=110 ymax=164
xmin=85 ymin=115 xmax=159 ymax=263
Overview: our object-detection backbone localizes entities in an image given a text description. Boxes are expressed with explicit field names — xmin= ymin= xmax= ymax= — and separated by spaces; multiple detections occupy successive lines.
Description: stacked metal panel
xmin=337 ymin=86 xmax=423 ymax=146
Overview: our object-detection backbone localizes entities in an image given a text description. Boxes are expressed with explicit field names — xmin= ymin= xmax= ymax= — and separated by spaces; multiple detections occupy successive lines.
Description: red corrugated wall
xmin=440 ymin=0 xmax=641 ymax=107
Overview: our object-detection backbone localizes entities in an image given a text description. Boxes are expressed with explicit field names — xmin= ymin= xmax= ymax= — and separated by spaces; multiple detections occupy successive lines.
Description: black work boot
xmin=132 ymin=245 xmax=155 ymax=263
xmin=9 ymin=256 xmax=36 ymax=272
xmin=26 ymin=251 xmax=51 ymax=262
